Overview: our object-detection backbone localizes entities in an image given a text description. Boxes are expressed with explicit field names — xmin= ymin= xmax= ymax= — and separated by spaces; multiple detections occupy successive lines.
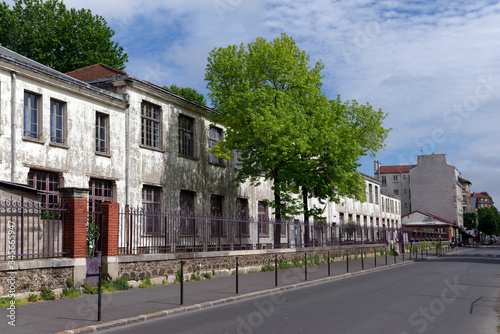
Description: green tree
xmin=477 ymin=206 xmax=499 ymax=236
xmin=463 ymin=211 xmax=478 ymax=230
xmin=165 ymin=84 xmax=207 ymax=105
xmin=0 ymin=0 xmax=127 ymax=73
xmin=205 ymin=34 xmax=389 ymax=246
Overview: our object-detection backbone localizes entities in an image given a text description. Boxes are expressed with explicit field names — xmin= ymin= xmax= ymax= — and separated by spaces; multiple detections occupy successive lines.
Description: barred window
xmin=143 ymin=186 xmax=161 ymax=234
xmin=211 ymin=195 xmax=224 ymax=236
xmin=258 ymin=201 xmax=269 ymax=235
xmin=236 ymin=198 xmax=249 ymax=235
xmin=180 ymin=190 xmax=195 ymax=235
xmin=179 ymin=115 xmax=194 ymax=157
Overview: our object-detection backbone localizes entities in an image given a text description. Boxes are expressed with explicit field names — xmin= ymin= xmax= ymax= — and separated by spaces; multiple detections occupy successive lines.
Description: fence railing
xmin=0 ymin=197 xmax=66 ymax=261
xmin=118 ymin=208 xmax=447 ymax=255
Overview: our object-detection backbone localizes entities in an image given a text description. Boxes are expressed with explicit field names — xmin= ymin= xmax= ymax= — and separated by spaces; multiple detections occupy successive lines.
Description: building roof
xmin=378 ymin=165 xmax=415 ymax=174
xmin=65 ymin=63 xmax=128 ymax=81
xmin=402 ymin=210 xmax=454 ymax=225
xmin=459 ymin=177 xmax=471 ymax=184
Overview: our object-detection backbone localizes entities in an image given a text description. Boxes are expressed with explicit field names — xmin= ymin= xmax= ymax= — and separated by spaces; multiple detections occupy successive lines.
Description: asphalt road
xmin=102 ymin=247 xmax=500 ymax=334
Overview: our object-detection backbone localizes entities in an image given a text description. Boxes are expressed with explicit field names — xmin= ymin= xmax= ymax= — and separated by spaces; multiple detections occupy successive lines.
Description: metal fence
xmin=118 ymin=208 xmax=449 ymax=255
xmin=0 ymin=196 xmax=66 ymax=261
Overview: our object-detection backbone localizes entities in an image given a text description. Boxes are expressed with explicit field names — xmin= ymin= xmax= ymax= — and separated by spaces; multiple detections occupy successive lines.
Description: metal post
xmin=385 ymin=248 xmax=387 ymax=265
xmin=180 ymin=260 xmax=184 ymax=305
xmin=393 ymin=246 xmax=396 ymax=263
xmin=275 ymin=254 xmax=278 ymax=287
xmin=98 ymin=265 xmax=102 ymax=321
xmin=328 ymin=251 xmax=331 ymax=276
xmin=236 ymin=256 xmax=239 ymax=294
xmin=374 ymin=248 xmax=377 ymax=267
xmin=304 ymin=253 xmax=307 ymax=281
xmin=346 ymin=250 xmax=349 ymax=273
xmin=402 ymin=243 xmax=405 ymax=261
xmin=361 ymin=250 xmax=364 ymax=270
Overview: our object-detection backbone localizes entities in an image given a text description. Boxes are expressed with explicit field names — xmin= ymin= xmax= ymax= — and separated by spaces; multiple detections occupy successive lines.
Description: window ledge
xmin=178 ymin=154 xmax=198 ymax=161
xmin=22 ymin=136 xmax=44 ymax=144
xmin=49 ymin=142 xmax=69 ymax=150
xmin=95 ymin=151 xmax=112 ymax=158
xmin=209 ymin=162 xmax=226 ymax=168
xmin=139 ymin=144 xmax=165 ymax=153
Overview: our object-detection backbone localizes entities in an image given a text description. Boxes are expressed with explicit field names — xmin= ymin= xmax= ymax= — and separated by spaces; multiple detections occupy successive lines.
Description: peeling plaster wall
xmin=0 ymin=64 xmax=127 ymax=196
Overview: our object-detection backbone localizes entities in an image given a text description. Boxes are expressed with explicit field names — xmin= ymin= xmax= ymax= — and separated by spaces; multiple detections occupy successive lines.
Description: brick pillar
xmin=99 ymin=201 xmax=120 ymax=279
xmin=99 ymin=202 xmax=119 ymax=256
xmin=59 ymin=187 xmax=89 ymax=285
xmin=60 ymin=187 xmax=89 ymax=258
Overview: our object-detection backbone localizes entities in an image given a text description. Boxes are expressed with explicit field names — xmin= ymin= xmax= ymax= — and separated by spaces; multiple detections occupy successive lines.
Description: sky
xmin=7 ymin=0 xmax=500 ymax=203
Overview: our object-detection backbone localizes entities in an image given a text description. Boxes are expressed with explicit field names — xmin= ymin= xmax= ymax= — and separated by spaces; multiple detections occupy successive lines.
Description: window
xmin=180 ymin=190 xmax=195 ymax=235
xmin=50 ymin=99 xmax=66 ymax=144
xmin=381 ymin=176 xmax=386 ymax=186
xmin=143 ymin=186 xmax=161 ymax=234
xmin=368 ymin=184 xmax=373 ymax=203
xmin=141 ymin=101 xmax=161 ymax=149
xmin=375 ymin=186 xmax=379 ymax=204
xmin=258 ymin=201 xmax=269 ymax=235
xmin=235 ymin=151 xmax=242 ymax=169
xmin=88 ymin=179 xmax=113 ymax=213
xmin=179 ymin=115 xmax=194 ymax=157
xmin=210 ymin=195 xmax=224 ymax=236
xmin=236 ymin=198 xmax=249 ymax=235
xmin=394 ymin=189 xmax=399 ymax=195
xmin=28 ymin=169 xmax=59 ymax=207
xmin=96 ymin=112 xmax=109 ymax=154
xmin=393 ymin=175 xmax=398 ymax=182
xmin=24 ymin=91 xmax=41 ymax=139
xmin=208 ymin=127 xmax=223 ymax=165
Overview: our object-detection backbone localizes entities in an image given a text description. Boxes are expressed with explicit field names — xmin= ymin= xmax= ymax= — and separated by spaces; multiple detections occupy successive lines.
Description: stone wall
xmin=0 ymin=267 xmax=72 ymax=295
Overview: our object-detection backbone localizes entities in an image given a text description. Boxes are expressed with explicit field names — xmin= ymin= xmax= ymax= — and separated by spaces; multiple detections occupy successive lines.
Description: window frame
xmin=27 ymin=169 xmax=60 ymax=207
xmin=95 ymin=112 xmax=110 ymax=155
xmin=208 ymin=126 xmax=224 ymax=166
xmin=23 ymin=91 xmax=41 ymax=140
xmin=141 ymin=101 xmax=162 ymax=150
xmin=236 ymin=198 xmax=249 ymax=236
xmin=50 ymin=99 xmax=67 ymax=145
xmin=258 ymin=201 xmax=269 ymax=236
xmin=210 ymin=194 xmax=224 ymax=236
xmin=88 ymin=178 xmax=113 ymax=213
xmin=178 ymin=114 xmax=195 ymax=158
xmin=142 ymin=186 xmax=162 ymax=234
xmin=180 ymin=190 xmax=196 ymax=235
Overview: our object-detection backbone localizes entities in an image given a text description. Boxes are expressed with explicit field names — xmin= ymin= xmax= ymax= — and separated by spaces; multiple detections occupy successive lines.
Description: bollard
xmin=305 ymin=253 xmax=308 ymax=281
xmin=346 ymin=250 xmax=349 ymax=273
xmin=275 ymin=254 xmax=278 ymax=287
xmin=236 ymin=256 xmax=239 ymax=294
xmin=385 ymin=248 xmax=387 ymax=265
xmin=180 ymin=260 xmax=184 ymax=305
xmin=98 ymin=265 xmax=102 ymax=322
xmin=374 ymin=248 xmax=377 ymax=267
xmin=394 ymin=247 xmax=397 ymax=264
xmin=361 ymin=250 xmax=364 ymax=270
xmin=328 ymin=251 xmax=331 ymax=277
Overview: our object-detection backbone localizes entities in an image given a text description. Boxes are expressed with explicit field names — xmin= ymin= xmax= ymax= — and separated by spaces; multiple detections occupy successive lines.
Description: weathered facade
xmin=0 ymin=45 xmax=400 ymax=250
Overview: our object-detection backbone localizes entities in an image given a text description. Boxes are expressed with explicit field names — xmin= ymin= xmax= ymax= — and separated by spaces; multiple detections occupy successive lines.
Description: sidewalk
xmin=2 ymin=249 xmax=462 ymax=334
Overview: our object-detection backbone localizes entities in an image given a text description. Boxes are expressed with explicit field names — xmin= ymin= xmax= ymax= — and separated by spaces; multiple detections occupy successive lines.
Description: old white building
xmin=0 ymin=45 xmax=400 ymax=250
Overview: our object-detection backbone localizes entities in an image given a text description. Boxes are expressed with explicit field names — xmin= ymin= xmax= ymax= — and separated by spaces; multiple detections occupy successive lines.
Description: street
xmin=102 ymin=247 xmax=500 ymax=334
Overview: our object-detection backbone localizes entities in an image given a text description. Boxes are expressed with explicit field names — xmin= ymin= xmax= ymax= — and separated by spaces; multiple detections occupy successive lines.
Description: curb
xmin=55 ymin=259 xmax=416 ymax=334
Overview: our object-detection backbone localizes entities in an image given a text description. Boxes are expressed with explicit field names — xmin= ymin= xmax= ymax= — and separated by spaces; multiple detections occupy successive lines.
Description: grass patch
xmin=62 ymin=277 xmax=81 ymax=298
xmin=174 ymin=269 xmax=183 ymax=283
xmin=0 ymin=296 xmax=28 ymax=307
xmin=139 ymin=275 xmax=152 ymax=288
xmin=82 ymin=283 xmax=98 ymax=295
xmin=203 ymin=272 xmax=212 ymax=280
xmin=40 ymin=287 xmax=56 ymax=300
xmin=27 ymin=293 xmax=38 ymax=303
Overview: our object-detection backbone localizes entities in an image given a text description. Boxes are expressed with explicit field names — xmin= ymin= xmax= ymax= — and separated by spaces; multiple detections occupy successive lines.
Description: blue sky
xmin=8 ymin=0 xmax=500 ymax=203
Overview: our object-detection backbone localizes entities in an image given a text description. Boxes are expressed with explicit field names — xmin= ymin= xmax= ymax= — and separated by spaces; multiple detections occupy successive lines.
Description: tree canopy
xmin=165 ymin=84 xmax=207 ymax=105
xmin=0 ymin=0 xmax=128 ymax=73
xmin=205 ymin=33 xmax=390 ymax=245
xmin=477 ymin=206 xmax=499 ymax=236
xmin=463 ymin=211 xmax=478 ymax=230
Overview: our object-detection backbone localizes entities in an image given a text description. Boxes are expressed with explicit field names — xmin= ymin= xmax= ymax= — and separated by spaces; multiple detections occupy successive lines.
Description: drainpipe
xmin=11 ymin=72 xmax=17 ymax=183
xmin=123 ymin=91 xmax=131 ymax=251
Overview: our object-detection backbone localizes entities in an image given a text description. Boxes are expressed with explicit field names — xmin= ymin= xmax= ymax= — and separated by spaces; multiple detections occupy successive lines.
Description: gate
xmin=84 ymin=207 xmax=102 ymax=286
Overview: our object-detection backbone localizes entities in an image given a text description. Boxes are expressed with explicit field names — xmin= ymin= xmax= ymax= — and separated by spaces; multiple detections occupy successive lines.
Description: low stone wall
xmin=0 ymin=266 xmax=72 ymax=296
xmin=117 ymin=245 xmax=386 ymax=283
